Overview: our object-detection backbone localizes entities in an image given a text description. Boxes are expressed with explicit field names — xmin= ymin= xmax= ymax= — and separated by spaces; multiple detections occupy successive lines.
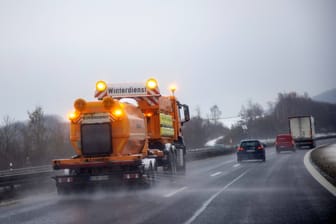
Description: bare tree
xmin=27 ymin=106 xmax=47 ymax=165
xmin=239 ymin=100 xmax=264 ymax=123
xmin=0 ymin=116 xmax=19 ymax=169
xmin=209 ymin=105 xmax=222 ymax=125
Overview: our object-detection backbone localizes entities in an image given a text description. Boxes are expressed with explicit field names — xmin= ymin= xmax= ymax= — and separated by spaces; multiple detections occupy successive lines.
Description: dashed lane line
xmin=210 ymin=172 xmax=222 ymax=177
xmin=164 ymin=186 xmax=188 ymax=198
xmin=184 ymin=170 xmax=248 ymax=224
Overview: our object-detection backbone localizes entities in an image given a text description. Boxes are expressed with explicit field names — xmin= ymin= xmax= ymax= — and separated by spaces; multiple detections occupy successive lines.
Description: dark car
xmin=275 ymin=134 xmax=296 ymax=153
xmin=237 ymin=139 xmax=266 ymax=162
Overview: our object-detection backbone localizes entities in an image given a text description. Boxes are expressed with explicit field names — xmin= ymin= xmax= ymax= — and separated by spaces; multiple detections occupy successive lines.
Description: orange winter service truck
xmin=52 ymin=78 xmax=190 ymax=194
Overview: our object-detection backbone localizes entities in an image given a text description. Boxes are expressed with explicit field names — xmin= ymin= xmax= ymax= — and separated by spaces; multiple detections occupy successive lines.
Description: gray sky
xmin=0 ymin=0 xmax=335 ymax=122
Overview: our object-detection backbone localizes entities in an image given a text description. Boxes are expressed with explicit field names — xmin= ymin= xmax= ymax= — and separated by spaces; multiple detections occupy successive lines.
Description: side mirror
xmin=183 ymin=104 xmax=190 ymax=123
xmin=178 ymin=103 xmax=190 ymax=125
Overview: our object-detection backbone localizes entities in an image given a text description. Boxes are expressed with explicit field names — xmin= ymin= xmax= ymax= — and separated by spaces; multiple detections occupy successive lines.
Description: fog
xmin=0 ymin=0 xmax=335 ymax=121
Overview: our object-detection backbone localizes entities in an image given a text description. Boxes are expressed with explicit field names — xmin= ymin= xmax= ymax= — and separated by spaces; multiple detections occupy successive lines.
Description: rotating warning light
xmin=146 ymin=78 xmax=158 ymax=89
xmin=103 ymin=96 xmax=114 ymax=110
xmin=74 ymin=98 xmax=86 ymax=112
xmin=145 ymin=112 xmax=153 ymax=117
xmin=170 ymin=84 xmax=177 ymax=92
xmin=113 ymin=108 xmax=123 ymax=118
xmin=169 ymin=84 xmax=177 ymax=96
xmin=96 ymin=80 xmax=107 ymax=92
xmin=67 ymin=111 xmax=79 ymax=121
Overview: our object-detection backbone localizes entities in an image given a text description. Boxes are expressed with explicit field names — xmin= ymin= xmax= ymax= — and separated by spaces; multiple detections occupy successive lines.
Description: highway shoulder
xmin=304 ymin=144 xmax=336 ymax=196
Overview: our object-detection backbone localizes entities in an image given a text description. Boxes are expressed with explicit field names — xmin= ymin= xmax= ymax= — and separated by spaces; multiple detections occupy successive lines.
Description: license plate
xmin=246 ymin=150 xmax=255 ymax=152
xmin=90 ymin=175 xmax=109 ymax=181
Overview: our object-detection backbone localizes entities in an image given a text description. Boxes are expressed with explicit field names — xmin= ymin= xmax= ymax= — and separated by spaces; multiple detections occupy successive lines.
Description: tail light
xmin=237 ymin=147 xmax=244 ymax=151
xmin=57 ymin=177 xmax=73 ymax=183
xmin=257 ymin=145 xmax=264 ymax=150
xmin=123 ymin=173 xmax=140 ymax=180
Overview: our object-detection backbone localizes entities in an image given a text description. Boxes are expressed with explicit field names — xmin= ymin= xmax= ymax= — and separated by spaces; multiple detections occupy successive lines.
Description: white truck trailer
xmin=288 ymin=116 xmax=316 ymax=149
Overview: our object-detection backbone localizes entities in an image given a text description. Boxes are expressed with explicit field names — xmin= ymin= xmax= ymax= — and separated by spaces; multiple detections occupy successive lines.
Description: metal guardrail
xmin=315 ymin=134 xmax=336 ymax=140
xmin=0 ymin=165 xmax=53 ymax=188
xmin=0 ymin=165 xmax=52 ymax=178
xmin=187 ymin=145 xmax=233 ymax=153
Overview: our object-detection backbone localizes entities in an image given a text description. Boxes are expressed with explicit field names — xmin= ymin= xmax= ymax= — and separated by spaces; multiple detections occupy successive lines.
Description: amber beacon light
xmin=146 ymin=78 xmax=158 ymax=90
xmin=96 ymin=80 xmax=107 ymax=92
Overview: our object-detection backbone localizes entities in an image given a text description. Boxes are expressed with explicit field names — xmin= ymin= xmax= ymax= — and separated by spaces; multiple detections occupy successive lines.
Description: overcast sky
xmin=0 ymin=0 xmax=335 ymax=123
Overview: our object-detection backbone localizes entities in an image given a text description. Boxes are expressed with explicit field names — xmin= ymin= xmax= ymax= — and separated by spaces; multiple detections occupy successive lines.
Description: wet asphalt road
xmin=1 ymin=143 xmax=335 ymax=224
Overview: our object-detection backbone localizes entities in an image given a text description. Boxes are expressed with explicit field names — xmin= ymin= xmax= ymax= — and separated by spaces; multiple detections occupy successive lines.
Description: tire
xmin=56 ymin=186 xmax=65 ymax=195
xmin=57 ymin=185 xmax=71 ymax=195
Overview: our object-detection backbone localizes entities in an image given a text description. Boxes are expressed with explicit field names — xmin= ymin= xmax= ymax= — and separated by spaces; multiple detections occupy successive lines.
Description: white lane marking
xmin=304 ymin=148 xmax=336 ymax=197
xmin=210 ymin=172 xmax=222 ymax=177
xmin=184 ymin=171 xmax=248 ymax=224
xmin=233 ymin=164 xmax=240 ymax=168
xmin=164 ymin=186 xmax=188 ymax=198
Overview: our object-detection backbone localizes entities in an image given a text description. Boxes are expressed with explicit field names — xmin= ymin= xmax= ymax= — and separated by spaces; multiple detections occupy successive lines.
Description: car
xmin=237 ymin=139 xmax=266 ymax=162
xmin=275 ymin=134 xmax=296 ymax=153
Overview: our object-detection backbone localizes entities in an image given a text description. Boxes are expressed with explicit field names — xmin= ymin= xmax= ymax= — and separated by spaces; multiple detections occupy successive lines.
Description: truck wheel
xmin=57 ymin=185 xmax=69 ymax=195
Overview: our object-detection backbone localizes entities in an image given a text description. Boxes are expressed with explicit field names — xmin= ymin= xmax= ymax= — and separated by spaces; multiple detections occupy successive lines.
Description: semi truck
xmin=288 ymin=116 xmax=315 ymax=149
xmin=52 ymin=78 xmax=190 ymax=194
